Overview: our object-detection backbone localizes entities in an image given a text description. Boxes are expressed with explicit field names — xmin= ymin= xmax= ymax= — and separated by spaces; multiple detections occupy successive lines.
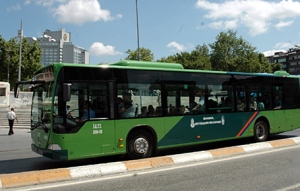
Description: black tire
xmin=254 ymin=121 xmax=269 ymax=142
xmin=127 ymin=130 xmax=154 ymax=159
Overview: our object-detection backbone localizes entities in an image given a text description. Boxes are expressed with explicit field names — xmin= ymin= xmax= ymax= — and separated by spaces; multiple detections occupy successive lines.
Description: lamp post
xmin=18 ymin=20 xmax=23 ymax=82
xmin=7 ymin=59 xmax=10 ymax=83
xmin=135 ymin=0 xmax=140 ymax=60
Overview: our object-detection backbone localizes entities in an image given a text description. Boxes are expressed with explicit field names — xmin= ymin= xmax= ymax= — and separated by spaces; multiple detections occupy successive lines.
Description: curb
xmin=1 ymin=137 xmax=300 ymax=189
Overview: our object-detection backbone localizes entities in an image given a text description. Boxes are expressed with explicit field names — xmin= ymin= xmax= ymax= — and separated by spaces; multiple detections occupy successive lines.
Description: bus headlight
xmin=47 ymin=144 xmax=62 ymax=150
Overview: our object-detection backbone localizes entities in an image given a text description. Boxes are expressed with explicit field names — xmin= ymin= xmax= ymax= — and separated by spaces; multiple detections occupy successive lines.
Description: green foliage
xmin=125 ymin=47 xmax=154 ymax=61
xmin=257 ymin=53 xmax=272 ymax=73
xmin=0 ymin=36 xmax=42 ymax=89
xmin=156 ymin=30 xmax=274 ymax=73
xmin=157 ymin=44 xmax=212 ymax=70
xmin=207 ymin=30 xmax=273 ymax=73
xmin=271 ymin=63 xmax=283 ymax=73
xmin=210 ymin=30 xmax=254 ymax=72
xmin=21 ymin=39 xmax=42 ymax=81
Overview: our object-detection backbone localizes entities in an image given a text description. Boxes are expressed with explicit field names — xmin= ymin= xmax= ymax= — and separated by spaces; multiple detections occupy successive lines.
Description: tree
xmin=257 ymin=53 xmax=272 ymax=73
xmin=0 ymin=36 xmax=8 ymax=81
xmin=0 ymin=36 xmax=42 ymax=89
xmin=125 ymin=47 xmax=154 ymax=61
xmin=190 ymin=44 xmax=212 ymax=70
xmin=209 ymin=30 xmax=271 ymax=73
xmin=271 ymin=63 xmax=282 ymax=73
xmin=20 ymin=38 xmax=42 ymax=81
xmin=157 ymin=44 xmax=212 ymax=70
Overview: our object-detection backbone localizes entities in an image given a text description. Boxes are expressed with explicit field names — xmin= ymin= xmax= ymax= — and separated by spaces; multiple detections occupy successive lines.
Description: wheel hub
xmin=133 ymin=137 xmax=149 ymax=154
xmin=257 ymin=125 xmax=265 ymax=138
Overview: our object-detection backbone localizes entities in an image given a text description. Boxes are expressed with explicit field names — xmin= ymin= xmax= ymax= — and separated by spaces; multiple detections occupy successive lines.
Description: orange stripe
xmin=0 ymin=168 xmax=71 ymax=188
xmin=236 ymin=111 xmax=258 ymax=137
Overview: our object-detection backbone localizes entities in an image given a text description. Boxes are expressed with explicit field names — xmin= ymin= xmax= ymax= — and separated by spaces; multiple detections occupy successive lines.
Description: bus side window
xmin=273 ymin=86 xmax=283 ymax=110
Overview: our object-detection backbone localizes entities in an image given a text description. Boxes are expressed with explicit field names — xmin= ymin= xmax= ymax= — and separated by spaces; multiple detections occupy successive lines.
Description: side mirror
xmin=63 ymin=83 xmax=71 ymax=102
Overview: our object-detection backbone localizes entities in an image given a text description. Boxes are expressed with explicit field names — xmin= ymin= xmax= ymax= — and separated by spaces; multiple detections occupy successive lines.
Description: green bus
xmin=15 ymin=60 xmax=300 ymax=160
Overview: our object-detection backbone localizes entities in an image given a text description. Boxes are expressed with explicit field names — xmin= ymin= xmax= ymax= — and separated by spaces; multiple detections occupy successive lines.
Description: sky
xmin=1 ymin=0 xmax=300 ymax=65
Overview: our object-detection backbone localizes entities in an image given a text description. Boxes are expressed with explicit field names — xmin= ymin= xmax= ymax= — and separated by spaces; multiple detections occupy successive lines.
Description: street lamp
xmin=135 ymin=0 xmax=140 ymax=60
xmin=18 ymin=20 xmax=23 ymax=82
xmin=7 ymin=59 xmax=10 ymax=83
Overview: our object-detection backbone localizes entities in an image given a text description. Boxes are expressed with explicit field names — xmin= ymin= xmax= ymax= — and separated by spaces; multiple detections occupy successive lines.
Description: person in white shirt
xmin=118 ymin=93 xmax=136 ymax=118
xmin=193 ymin=89 xmax=205 ymax=111
xmin=6 ymin=108 xmax=18 ymax=135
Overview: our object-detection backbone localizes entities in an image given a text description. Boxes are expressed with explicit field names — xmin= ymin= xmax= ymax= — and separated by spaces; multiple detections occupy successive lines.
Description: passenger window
xmin=206 ymin=74 xmax=233 ymax=113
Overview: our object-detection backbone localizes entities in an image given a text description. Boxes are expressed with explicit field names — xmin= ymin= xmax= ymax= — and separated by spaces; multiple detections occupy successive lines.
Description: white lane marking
xmin=276 ymin=183 xmax=300 ymax=191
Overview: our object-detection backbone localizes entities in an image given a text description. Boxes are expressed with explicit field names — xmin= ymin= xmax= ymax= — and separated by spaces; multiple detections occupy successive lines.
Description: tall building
xmin=27 ymin=28 xmax=90 ymax=66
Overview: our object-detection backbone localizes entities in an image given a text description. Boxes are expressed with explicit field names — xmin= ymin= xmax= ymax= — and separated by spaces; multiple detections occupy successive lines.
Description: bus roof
xmin=109 ymin=60 xmax=184 ymax=70
xmin=44 ymin=60 xmax=298 ymax=79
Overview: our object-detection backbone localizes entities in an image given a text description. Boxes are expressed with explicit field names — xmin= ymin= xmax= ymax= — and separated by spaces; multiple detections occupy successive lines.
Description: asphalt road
xmin=9 ymin=144 xmax=300 ymax=191
xmin=0 ymin=128 xmax=300 ymax=174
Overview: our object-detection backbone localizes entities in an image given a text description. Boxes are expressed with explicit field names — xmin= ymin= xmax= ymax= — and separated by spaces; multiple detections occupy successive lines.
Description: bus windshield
xmin=31 ymin=81 xmax=54 ymax=132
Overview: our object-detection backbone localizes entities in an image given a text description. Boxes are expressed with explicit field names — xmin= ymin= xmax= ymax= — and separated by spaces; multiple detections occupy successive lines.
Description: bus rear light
xmin=48 ymin=144 xmax=62 ymax=150
xmin=197 ymin=136 xmax=201 ymax=139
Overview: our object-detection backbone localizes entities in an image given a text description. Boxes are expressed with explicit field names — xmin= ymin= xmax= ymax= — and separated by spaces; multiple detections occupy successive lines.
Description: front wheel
xmin=127 ymin=130 xmax=154 ymax=159
xmin=254 ymin=121 xmax=269 ymax=142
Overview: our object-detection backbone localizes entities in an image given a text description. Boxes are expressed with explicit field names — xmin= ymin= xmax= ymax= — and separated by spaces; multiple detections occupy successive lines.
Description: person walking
xmin=6 ymin=108 xmax=18 ymax=135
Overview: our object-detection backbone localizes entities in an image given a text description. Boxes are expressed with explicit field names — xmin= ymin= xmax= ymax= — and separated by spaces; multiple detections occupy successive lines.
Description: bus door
xmin=165 ymin=82 xmax=193 ymax=116
xmin=90 ymin=81 xmax=116 ymax=154
xmin=57 ymin=81 xmax=116 ymax=156
xmin=162 ymin=82 xmax=194 ymax=144
xmin=272 ymin=85 xmax=284 ymax=133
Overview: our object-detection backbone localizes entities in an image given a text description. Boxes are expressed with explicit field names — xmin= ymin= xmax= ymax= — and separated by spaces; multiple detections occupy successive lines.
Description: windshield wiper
xmin=30 ymin=121 xmax=49 ymax=133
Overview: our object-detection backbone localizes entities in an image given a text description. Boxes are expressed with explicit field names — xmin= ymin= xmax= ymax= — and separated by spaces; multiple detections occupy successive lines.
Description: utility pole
xmin=7 ymin=56 xmax=10 ymax=83
xmin=135 ymin=0 xmax=140 ymax=60
xmin=18 ymin=20 xmax=23 ymax=82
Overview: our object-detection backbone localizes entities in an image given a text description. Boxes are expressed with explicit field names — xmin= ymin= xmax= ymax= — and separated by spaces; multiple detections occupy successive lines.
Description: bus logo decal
xmin=236 ymin=111 xmax=259 ymax=137
xmin=221 ymin=115 xmax=225 ymax=125
xmin=191 ymin=118 xmax=195 ymax=128
xmin=190 ymin=115 xmax=225 ymax=128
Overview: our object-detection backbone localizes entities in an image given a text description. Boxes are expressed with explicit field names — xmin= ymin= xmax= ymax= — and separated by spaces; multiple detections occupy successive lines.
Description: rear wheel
xmin=254 ymin=121 xmax=269 ymax=142
xmin=127 ymin=130 xmax=154 ymax=159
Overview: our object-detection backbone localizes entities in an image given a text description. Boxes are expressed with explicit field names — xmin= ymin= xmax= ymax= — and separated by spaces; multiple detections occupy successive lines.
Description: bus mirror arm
xmin=14 ymin=80 xmax=46 ymax=98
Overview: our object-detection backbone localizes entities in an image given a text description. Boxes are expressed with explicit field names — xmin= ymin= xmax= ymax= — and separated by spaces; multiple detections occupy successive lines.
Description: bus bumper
xmin=31 ymin=144 xmax=68 ymax=160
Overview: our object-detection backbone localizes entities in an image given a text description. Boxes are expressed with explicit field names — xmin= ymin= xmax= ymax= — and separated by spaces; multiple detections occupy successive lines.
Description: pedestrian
xmin=6 ymin=108 xmax=18 ymax=135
